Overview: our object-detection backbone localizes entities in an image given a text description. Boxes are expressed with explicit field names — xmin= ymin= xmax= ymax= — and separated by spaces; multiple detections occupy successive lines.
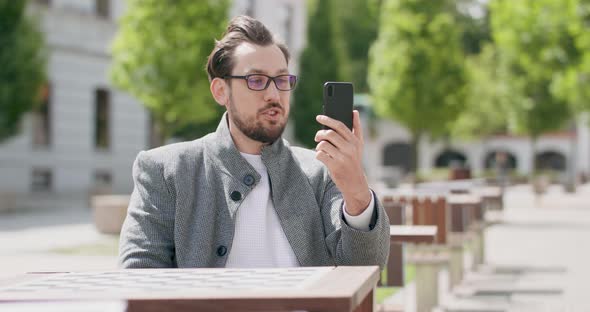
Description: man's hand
xmin=314 ymin=110 xmax=372 ymax=216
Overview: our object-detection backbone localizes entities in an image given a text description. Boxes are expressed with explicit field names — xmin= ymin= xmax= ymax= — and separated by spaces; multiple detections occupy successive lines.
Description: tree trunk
xmin=531 ymin=136 xmax=547 ymax=195
xmin=410 ymin=132 xmax=421 ymax=174
xmin=530 ymin=136 xmax=537 ymax=181
xmin=566 ymin=122 xmax=577 ymax=192
xmin=149 ymin=117 xmax=166 ymax=148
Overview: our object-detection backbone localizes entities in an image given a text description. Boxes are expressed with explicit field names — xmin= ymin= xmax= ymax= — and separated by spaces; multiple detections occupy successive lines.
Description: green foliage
xmin=551 ymin=0 xmax=590 ymax=112
xmin=292 ymin=0 xmax=341 ymax=147
xmin=171 ymin=105 xmax=225 ymax=140
xmin=451 ymin=44 xmax=521 ymax=139
xmin=455 ymin=0 xmax=492 ymax=55
xmin=110 ymin=0 xmax=228 ymax=141
xmin=0 ymin=0 xmax=46 ymax=143
xmin=376 ymin=264 xmax=416 ymax=303
xmin=338 ymin=0 xmax=379 ymax=92
xmin=490 ymin=0 xmax=576 ymax=138
xmin=293 ymin=0 xmax=378 ymax=147
xmin=368 ymin=0 xmax=468 ymax=170
xmin=375 ymin=287 xmax=398 ymax=304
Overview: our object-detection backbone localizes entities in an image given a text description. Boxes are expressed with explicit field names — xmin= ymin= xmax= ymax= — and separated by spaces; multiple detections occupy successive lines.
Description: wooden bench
xmin=381 ymin=192 xmax=447 ymax=312
xmin=417 ymin=181 xmax=491 ymax=274
xmin=446 ymin=193 xmax=484 ymax=287
xmin=381 ymin=194 xmax=442 ymax=287
xmin=419 ymin=179 xmax=503 ymax=212
xmin=383 ymin=187 xmax=484 ymax=282
xmin=474 ymin=186 xmax=504 ymax=212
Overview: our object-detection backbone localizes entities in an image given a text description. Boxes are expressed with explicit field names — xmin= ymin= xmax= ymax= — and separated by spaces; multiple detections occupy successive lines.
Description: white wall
xmin=364 ymin=115 xmax=590 ymax=184
xmin=0 ymin=2 xmax=146 ymax=195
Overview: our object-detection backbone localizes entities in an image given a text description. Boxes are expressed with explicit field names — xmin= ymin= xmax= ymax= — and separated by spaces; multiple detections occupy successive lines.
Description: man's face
xmin=225 ymin=42 xmax=291 ymax=144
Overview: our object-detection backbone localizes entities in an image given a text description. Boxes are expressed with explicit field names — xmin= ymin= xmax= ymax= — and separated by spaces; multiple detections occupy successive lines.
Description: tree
xmin=490 ymin=0 xmax=578 ymax=174
xmin=338 ymin=0 xmax=380 ymax=93
xmin=0 ymin=1 xmax=46 ymax=143
xmin=368 ymin=0 xmax=468 ymax=172
xmin=110 ymin=0 xmax=229 ymax=145
xmin=451 ymin=44 xmax=519 ymax=140
xmin=552 ymin=0 xmax=590 ymax=113
xmin=455 ymin=0 xmax=492 ymax=56
xmin=292 ymin=0 xmax=342 ymax=147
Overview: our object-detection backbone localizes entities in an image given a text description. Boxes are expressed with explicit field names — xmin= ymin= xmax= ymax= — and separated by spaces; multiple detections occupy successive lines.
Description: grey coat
xmin=119 ymin=114 xmax=389 ymax=269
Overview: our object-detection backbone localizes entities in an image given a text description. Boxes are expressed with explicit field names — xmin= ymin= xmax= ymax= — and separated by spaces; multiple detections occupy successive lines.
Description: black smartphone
xmin=322 ymin=82 xmax=354 ymax=130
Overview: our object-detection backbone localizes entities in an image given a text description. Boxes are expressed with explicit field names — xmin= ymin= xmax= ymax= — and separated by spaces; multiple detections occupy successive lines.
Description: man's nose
xmin=263 ymin=81 xmax=281 ymax=102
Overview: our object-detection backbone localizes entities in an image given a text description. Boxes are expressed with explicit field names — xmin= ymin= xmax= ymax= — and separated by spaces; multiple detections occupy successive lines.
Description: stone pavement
xmin=1 ymin=185 xmax=590 ymax=310
xmin=382 ymin=183 xmax=590 ymax=311
xmin=482 ymin=183 xmax=590 ymax=310
xmin=0 ymin=195 xmax=118 ymax=280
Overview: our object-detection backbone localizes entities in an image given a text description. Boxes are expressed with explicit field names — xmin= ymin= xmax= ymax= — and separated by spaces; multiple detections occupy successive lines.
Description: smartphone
xmin=322 ymin=82 xmax=354 ymax=130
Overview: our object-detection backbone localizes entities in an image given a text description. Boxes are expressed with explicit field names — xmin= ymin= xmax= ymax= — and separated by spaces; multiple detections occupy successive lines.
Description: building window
xmin=95 ymin=0 xmax=110 ymax=18
xmin=244 ymin=0 xmax=256 ymax=17
xmin=95 ymin=88 xmax=110 ymax=150
xmin=33 ymin=83 xmax=51 ymax=147
xmin=31 ymin=168 xmax=52 ymax=192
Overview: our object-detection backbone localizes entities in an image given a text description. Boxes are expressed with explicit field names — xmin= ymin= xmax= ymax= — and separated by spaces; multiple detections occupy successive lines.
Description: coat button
xmin=243 ymin=174 xmax=255 ymax=186
xmin=217 ymin=245 xmax=227 ymax=257
xmin=230 ymin=191 xmax=242 ymax=201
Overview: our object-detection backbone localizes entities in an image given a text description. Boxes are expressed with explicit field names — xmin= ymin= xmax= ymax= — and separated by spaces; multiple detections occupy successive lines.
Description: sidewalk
xmin=0 ymin=195 xmax=119 ymax=279
xmin=484 ymin=184 xmax=590 ymax=309
xmin=382 ymin=183 xmax=590 ymax=311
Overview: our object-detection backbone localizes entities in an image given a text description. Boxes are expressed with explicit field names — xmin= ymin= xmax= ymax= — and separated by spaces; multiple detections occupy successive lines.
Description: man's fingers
xmin=316 ymin=115 xmax=354 ymax=141
xmin=352 ymin=110 xmax=363 ymax=143
xmin=315 ymin=149 xmax=335 ymax=166
xmin=315 ymin=141 xmax=343 ymax=162
xmin=314 ymin=129 xmax=347 ymax=150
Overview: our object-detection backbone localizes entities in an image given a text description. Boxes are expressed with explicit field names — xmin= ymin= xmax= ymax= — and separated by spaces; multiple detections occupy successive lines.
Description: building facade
xmin=0 ymin=0 xmax=306 ymax=198
xmin=363 ymin=110 xmax=590 ymax=185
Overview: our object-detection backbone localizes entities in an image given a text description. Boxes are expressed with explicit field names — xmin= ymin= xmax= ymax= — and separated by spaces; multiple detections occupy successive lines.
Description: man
xmin=119 ymin=16 xmax=389 ymax=269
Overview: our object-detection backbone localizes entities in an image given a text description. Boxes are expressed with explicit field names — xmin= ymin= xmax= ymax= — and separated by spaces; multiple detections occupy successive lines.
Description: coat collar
xmin=207 ymin=112 xmax=287 ymax=175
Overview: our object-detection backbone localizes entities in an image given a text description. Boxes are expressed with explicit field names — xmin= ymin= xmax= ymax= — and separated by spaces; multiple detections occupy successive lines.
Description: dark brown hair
xmin=206 ymin=15 xmax=290 ymax=82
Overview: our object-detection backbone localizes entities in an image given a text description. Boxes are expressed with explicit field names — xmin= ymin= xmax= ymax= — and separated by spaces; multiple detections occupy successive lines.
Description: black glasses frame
xmin=223 ymin=74 xmax=297 ymax=91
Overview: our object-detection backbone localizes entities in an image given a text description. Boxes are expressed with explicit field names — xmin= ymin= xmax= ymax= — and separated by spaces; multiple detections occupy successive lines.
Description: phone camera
xmin=327 ymin=85 xmax=333 ymax=97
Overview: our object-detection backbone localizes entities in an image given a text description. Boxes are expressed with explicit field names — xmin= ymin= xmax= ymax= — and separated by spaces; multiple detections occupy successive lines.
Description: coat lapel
xmin=206 ymin=113 xmax=332 ymax=266
xmin=261 ymin=141 xmax=332 ymax=266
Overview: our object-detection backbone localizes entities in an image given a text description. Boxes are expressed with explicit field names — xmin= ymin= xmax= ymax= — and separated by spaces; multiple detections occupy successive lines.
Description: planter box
xmin=0 ymin=192 xmax=17 ymax=213
xmin=91 ymin=195 xmax=130 ymax=234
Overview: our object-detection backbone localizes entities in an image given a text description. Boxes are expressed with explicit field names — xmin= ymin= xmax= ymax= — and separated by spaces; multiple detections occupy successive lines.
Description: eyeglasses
xmin=223 ymin=74 xmax=297 ymax=91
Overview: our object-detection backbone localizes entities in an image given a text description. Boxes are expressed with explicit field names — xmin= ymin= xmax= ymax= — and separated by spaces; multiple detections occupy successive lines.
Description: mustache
xmin=258 ymin=103 xmax=283 ymax=113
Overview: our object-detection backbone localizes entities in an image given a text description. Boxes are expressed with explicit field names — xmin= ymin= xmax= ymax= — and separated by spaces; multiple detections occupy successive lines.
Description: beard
xmin=227 ymin=94 xmax=287 ymax=144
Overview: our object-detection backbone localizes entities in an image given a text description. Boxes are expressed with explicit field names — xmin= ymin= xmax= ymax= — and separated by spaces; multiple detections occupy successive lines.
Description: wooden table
xmin=447 ymin=194 xmax=482 ymax=233
xmin=390 ymin=225 xmax=437 ymax=244
xmin=0 ymin=266 xmax=379 ymax=312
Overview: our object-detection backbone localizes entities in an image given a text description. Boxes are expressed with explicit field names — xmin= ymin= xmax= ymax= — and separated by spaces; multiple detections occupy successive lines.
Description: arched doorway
xmin=383 ymin=142 xmax=414 ymax=173
xmin=535 ymin=151 xmax=566 ymax=171
xmin=434 ymin=149 xmax=468 ymax=168
xmin=484 ymin=150 xmax=518 ymax=170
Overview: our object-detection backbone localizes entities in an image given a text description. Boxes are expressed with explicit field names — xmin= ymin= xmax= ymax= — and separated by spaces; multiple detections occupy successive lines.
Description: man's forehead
xmin=232 ymin=42 xmax=288 ymax=75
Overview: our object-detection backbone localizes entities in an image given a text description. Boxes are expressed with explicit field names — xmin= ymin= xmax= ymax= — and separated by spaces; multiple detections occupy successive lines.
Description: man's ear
xmin=210 ymin=78 xmax=229 ymax=107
